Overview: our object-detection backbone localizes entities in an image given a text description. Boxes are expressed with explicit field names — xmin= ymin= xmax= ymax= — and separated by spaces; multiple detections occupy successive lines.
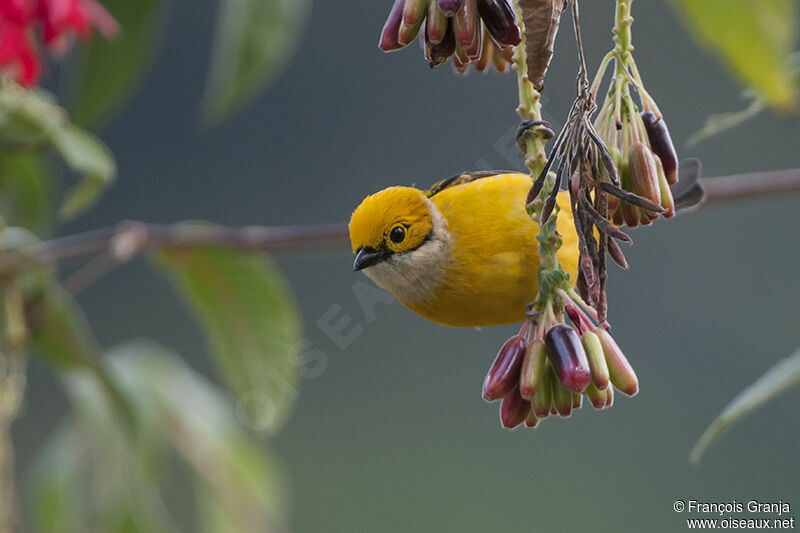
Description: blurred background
xmin=14 ymin=0 xmax=800 ymax=531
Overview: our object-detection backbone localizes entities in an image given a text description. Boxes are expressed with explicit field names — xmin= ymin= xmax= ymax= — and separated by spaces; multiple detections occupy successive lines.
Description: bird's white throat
xmin=362 ymin=197 xmax=451 ymax=304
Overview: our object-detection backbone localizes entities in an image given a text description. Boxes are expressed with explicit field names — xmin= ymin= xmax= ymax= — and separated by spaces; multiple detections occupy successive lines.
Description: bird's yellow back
xmin=406 ymin=172 xmax=579 ymax=326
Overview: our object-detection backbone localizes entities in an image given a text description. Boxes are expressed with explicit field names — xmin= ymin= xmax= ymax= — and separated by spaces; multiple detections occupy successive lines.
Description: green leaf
xmin=0 ymin=80 xmax=117 ymax=218
xmin=196 ymin=448 xmax=286 ymax=533
xmin=145 ymin=343 xmax=288 ymax=532
xmin=50 ymin=123 xmax=116 ymax=219
xmin=26 ymin=425 xmax=86 ymax=533
xmin=0 ymin=82 xmax=58 ymax=148
xmin=687 ymin=94 xmax=766 ymax=146
xmin=29 ymin=287 xmax=134 ymax=426
xmin=30 ymin=288 xmax=99 ymax=369
xmin=69 ymin=0 xmax=167 ymax=127
xmin=27 ymin=423 xmax=174 ymax=533
xmin=202 ymin=0 xmax=310 ymax=123
xmin=0 ymin=152 xmax=53 ymax=235
xmin=691 ymin=348 xmax=800 ymax=464
xmin=688 ymin=53 xmax=800 ymax=144
xmin=28 ymin=340 xmax=289 ymax=533
xmin=672 ymin=0 xmax=798 ymax=110
xmin=159 ymin=242 xmax=302 ymax=434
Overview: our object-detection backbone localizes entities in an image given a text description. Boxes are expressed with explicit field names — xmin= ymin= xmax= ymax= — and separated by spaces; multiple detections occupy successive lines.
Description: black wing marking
xmin=424 ymin=170 xmax=518 ymax=198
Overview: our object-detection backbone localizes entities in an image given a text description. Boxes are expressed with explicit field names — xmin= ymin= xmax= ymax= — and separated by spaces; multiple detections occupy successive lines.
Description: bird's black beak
xmin=353 ymin=247 xmax=391 ymax=271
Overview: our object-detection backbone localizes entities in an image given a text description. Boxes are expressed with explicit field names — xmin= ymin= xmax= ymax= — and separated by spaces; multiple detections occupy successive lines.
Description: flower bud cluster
xmin=482 ymin=290 xmax=638 ymax=429
xmin=595 ymin=105 xmax=679 ymax=227
xmin=379 ymin=0 xmax=521 ymax=73
xmin=591 ymin=53 xmax=679 ymax=228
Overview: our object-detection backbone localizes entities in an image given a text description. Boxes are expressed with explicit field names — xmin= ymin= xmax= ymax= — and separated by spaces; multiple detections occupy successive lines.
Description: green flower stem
xmin=612 ymin=0 xmax=633 ymax=126
xmin=511 ymin=0 xmax=547 ymax=177
xmin=614 ymin=0 xmax=634 ymax=67
xmin=512 ymin=0 xmax=567 ymax=316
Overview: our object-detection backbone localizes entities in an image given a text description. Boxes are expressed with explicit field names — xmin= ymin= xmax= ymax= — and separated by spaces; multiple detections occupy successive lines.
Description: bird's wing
xmin=671 ymin=158 xmax=707 ymax=212
xmin=424 ymin=170 xmax=518 ymax=198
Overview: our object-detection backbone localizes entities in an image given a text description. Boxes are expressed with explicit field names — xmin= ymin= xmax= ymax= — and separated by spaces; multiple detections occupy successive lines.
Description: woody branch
xmin=0 ymin=169 xmax=798 ymax=278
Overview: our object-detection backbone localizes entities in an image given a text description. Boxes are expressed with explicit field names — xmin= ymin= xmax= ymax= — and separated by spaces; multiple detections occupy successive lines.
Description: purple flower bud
xmin=491 ymin=45 xmax=512 ymax=72
xmin=582 ymin=331 xmax=609 ymax=391
xmin=619 ymin=161 xmax=640 ymax=228
xmin=611 ymin=205 xmax=624 ymax=227
xmin=605 ymin=384 xmax=615 ymax=407
xmin=427 ymin=1 xmax=449 ymax=44
xmin=482 ymin=335 xmax=527 ymax=401
xmin=398 ymin=0 xmax=427 ymax=46
xmin=452 ymin=53 xmax=469 ymax=74
xmin=655 ymin=156 xmax=675 ymax=218
xmin=476 ymin=0 xmax=521 ymax=47
xmin=595 ymin=328 xmax=639 ymax=396
xmin=641 ymin=112 xmax=678 ymax=185
xmin=500 ymin=386 xmax=531 ymax=428
xmin=531 ymin=361 xmax=553 ymax=418
xmin=545 ymin=324 xmax=591 ymax=393
xmin=463 ymin=20 xmax=482 ymax=59
xmin=552 ymin=381 xmax=573 ymax=417
xmin=564 ymin=304 xmax=583 ymax=332
xmin=379 ymin=0 xmax=406 ymax=52
xmin=426 ymin=21 xmax=456 ymax=67
xmin=453 ymin=0 xmax=478 ymax=47
xmin=519 ymin=339 xmax=545 ymax=399
xmin=622 ymin=205 xmax=640 ymax=228
xmin=586 ymin=382 xmax=606 ymax=409
xmin=439 ymin=0 xmax=464 ymax=16
xmin=628 ymin=142 xmax=661 ymax=206
xmin=474 ymin=27 xmax=494 ymax=72
xmin=572 ymin=392 xmax=582 ymax=410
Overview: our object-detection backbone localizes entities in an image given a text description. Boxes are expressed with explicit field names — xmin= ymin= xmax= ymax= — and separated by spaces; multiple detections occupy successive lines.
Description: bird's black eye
xmin=389 ymin=226 xmax=406 ymax=244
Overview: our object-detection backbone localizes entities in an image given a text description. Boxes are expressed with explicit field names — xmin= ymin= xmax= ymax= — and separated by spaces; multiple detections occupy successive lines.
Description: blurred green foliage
xmin=0 ymin=81 xmax=116 ymax=221
xmin=0 ymin=153 xmax=52 ymax=235
xmin=160 ymin=244 xmax=302 ymax=434
xmin=0 ymin=0 xmax=311 ymax=528
xmin=69 ymin=0 xmax=167 ymax=127
xmin=692 ymin=348 xmax=800 ymax=463
xmin=673 ymin=0 xmax=798 ymax=110
xmin=202 ymin=0 xmax=310 ymax=123
xmin=28 ymin=341 xmax=289 ymax=533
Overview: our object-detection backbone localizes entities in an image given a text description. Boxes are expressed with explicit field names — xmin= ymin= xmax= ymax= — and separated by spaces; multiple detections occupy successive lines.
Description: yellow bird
xmin=348 ymin=171 xmax=579 ymax=327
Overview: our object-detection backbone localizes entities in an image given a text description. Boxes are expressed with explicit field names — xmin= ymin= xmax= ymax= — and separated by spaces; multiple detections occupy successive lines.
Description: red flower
xmin=0 ymin=0 xmax=118 ymax=86
xmin=0 ymin=0 xmax=38 ymax=84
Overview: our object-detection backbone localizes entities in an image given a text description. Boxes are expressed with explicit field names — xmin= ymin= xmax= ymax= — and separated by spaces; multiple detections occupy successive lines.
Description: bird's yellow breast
xmin=404 ymin=173 xmax=579 ymax=327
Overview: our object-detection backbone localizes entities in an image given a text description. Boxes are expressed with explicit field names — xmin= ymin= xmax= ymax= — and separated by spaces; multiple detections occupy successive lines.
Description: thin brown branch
xmin=0 ymin=222 xmax=349 ymax=279
xmin=0 ymin=168 xmax=798 ymax=280
xmin=702 ymin=167 xmax=800 ymax=202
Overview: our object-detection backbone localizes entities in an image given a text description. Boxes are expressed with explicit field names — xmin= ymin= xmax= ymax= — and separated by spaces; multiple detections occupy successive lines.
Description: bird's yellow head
xmin=348 ymin=186 xmax=433 ymax=270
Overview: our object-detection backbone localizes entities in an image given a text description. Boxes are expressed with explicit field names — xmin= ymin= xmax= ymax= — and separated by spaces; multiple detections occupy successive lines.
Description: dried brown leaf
xmin=520 ymin=0 xmax=566 ymax=91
